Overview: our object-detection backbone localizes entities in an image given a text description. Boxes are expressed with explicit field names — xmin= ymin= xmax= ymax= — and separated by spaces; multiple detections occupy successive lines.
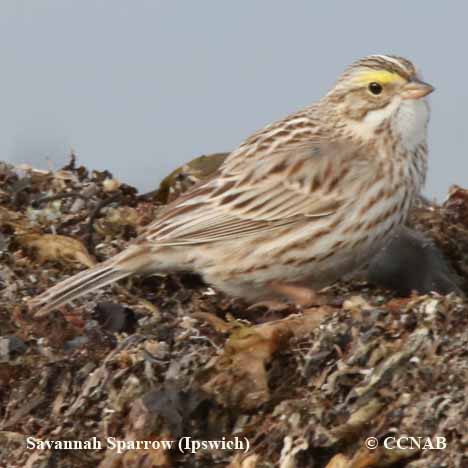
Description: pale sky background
xmin=1 ymin=1 xmax=466 ymax=200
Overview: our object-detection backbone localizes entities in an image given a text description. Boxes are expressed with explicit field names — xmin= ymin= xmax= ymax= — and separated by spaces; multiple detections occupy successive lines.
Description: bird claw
xmin=247 ymin=300 xmax=292 ymax=313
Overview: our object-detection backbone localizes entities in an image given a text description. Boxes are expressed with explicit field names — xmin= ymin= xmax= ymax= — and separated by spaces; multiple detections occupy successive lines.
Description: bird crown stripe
xmin=371 ymin=55 xmax=408 ymax=69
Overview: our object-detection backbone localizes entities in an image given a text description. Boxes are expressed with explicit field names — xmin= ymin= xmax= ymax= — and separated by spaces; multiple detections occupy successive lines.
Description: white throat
xmin=352 ymin=98 xmax=430 ymax=151
xmin=391 ymin=98 xmax=430 ymax=151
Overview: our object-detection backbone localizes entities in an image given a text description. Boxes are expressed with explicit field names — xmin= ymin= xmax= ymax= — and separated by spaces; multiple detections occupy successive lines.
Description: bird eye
xmin=368 ymin=82 xmax=383 ymax=95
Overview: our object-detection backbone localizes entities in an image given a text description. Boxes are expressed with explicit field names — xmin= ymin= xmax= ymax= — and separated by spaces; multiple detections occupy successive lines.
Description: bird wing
xmin=143 ymin=138 xmax=352 ymax=246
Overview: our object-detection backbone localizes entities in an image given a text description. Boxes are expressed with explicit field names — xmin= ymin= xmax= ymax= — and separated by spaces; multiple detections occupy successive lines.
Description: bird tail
xmin=29 ymin=245 xmax=151 ymax=316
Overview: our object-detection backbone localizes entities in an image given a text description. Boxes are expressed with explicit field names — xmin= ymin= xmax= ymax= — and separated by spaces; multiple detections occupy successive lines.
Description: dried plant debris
xmin=0 ymin=155 xmax=468 ymax=467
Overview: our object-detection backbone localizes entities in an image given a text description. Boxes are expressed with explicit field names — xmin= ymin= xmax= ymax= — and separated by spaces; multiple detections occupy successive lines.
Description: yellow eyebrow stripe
xmin=357 ymin=70 xmax=405 ymax=84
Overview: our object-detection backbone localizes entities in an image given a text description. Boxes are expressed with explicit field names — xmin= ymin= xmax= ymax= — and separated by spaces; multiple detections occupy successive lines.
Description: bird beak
xmin=401 ymin=78 xmax=435 ymax=100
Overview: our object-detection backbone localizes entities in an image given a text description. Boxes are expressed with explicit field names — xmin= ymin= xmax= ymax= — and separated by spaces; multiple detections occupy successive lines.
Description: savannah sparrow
xmin=30 ymin=55 xmax=434 ymax=314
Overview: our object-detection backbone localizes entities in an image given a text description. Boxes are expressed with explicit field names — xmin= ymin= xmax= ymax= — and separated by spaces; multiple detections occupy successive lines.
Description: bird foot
xmin=268 ymin=282 xmax=325 ymax=308
xmin=247 ymin=283 xmax=325 ymax=316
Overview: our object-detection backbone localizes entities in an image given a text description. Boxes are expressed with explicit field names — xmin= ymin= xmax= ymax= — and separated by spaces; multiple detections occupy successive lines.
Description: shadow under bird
xmin=29 ymin=55 xmax=434 ymax=315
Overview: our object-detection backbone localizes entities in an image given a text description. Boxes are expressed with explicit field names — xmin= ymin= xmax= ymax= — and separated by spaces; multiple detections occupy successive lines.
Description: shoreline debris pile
xmin=1 ymin=157 xmax=467 ymax=467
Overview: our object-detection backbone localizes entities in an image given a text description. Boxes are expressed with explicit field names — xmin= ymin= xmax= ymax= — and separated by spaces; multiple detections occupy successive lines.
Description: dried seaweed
xmin=0 ymin=156 xmax=467 ymax=467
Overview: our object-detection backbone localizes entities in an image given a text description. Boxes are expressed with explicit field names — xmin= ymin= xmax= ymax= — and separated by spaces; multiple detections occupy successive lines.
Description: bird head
xmin=324 ymin=55 xmax=434 ymax=148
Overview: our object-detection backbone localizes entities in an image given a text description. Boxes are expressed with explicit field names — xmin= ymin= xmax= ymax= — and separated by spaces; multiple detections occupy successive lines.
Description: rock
xmin=0 ymin=335 xmax=27 ymax=361
xmin=94 ymin=302 xmax=138 ymax=333
xmin=368 ymin=226 xmax=464 ymax=296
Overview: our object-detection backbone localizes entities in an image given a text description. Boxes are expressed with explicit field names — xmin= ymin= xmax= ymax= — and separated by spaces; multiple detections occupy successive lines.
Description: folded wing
xmin=143 ymin=139 xmax=351 ymax=246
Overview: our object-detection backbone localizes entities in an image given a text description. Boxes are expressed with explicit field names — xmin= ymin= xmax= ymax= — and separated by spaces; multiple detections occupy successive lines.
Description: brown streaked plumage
xmin=29 ymin=55 xmax=434 ymax=314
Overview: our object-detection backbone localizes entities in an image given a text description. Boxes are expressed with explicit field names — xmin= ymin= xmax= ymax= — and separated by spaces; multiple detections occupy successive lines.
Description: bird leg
xmin=248 ymin=282 xmax=324 ymax=313
xmin=247 ymin=299 xmax=292 ymax=313
xmin=268 ymin=282 xmax=323 ymax=308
